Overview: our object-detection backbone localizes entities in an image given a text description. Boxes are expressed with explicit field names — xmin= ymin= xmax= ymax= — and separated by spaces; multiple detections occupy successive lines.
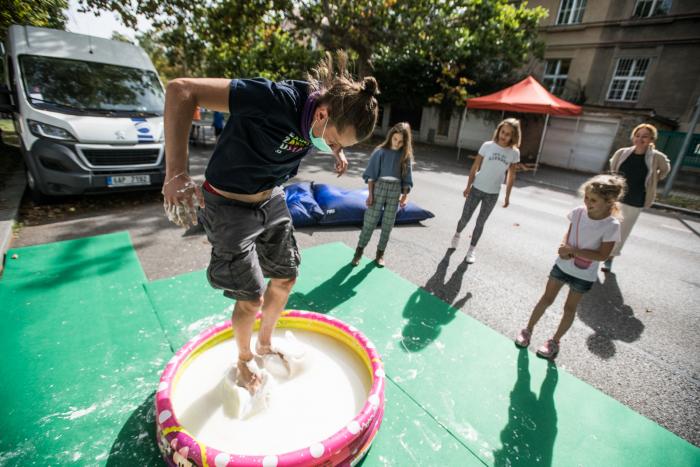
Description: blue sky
xmin=64 ymin=0 xmax=152 ymax=40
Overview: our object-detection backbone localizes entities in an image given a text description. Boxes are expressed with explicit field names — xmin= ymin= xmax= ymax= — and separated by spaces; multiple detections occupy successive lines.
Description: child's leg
xmin=469 ymin=191 xmax=499 ymax=247
xmin=526 ymin=278 xmax=565 ymax=331
xmin=357 ymin=193 xmax=383 ymax=248
xmin=552 ymin=289 xmax=584 ymax=342
xmin=377 ymin=184 xmax=402 ymax=251
xmin=456 ymin=192 xmax=482 ymax=233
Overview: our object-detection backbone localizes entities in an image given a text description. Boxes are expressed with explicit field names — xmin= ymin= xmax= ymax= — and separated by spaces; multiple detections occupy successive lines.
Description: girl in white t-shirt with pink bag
xmin=515 ymin=174 xmax=625 ymax=359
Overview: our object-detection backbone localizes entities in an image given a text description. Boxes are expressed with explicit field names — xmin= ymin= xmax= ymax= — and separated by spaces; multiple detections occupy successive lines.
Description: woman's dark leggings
xmin=456 ymin=187 xmax=499 ymax=247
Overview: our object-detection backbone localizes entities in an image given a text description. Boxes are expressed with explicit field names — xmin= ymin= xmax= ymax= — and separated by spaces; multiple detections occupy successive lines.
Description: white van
xmin=0 ymin=25 xmax=166 ymax=199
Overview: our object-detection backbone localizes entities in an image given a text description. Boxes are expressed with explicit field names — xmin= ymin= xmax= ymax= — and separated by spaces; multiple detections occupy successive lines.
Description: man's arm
xmin=164 ymin=79 xmax=230 ymax=185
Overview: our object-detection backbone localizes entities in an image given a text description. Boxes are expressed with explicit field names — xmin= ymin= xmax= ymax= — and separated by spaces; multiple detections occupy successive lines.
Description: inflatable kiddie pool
xmin=155 ymin=310 xmax=385 ymax=466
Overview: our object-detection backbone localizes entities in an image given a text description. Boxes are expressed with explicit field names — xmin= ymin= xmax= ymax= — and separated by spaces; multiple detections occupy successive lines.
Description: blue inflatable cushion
xmin=284 ymin=182 xmax=324 ymax=227
xmin=313 ymin=183 xmax=434 ymax=226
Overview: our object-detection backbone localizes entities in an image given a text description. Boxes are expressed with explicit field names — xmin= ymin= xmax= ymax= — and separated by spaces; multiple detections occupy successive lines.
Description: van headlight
xmin=27 ymin=119 xmax=77 ymax=142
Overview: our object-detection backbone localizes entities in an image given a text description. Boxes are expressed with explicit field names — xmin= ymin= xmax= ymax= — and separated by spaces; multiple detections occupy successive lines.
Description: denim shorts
xmin=549 ymin=264 xmax=594 ymax=294
xmin=198 ymin=187 xmax=300 ymax=301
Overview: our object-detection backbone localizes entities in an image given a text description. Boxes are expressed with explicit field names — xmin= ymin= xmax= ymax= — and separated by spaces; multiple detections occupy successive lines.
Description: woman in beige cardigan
xmin=604 ymin=123 xmax=671 ymax=272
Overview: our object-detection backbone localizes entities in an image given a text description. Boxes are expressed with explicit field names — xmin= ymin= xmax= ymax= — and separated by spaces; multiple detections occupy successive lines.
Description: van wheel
xmin=25 ymin=169 xmax=49 ymax=204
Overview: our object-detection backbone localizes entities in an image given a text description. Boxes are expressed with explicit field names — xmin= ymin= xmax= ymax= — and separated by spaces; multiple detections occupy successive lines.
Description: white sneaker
xmin=465 ymin=247 xmax=476 ymax=264
xmin=450 ymin=233 xmax=460 ymax=249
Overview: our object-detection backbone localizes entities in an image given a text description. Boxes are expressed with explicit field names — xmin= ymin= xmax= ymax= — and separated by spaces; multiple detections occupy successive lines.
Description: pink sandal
xmin=515 ymin=328 xmax=531 ymax=347
xmin=536 ymin=339 xmax=560 ymax=360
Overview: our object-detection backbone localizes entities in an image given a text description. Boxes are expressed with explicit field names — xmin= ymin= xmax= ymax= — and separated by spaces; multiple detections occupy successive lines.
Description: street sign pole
xmin=662 ymin=96 xmax=700 ymax=197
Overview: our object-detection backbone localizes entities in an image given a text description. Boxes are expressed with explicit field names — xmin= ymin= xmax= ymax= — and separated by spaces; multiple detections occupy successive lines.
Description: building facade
xmin=525 ymin=0 xmax=700 ymax=174
xmin=379 ymin=0 xmax=700 ymax=176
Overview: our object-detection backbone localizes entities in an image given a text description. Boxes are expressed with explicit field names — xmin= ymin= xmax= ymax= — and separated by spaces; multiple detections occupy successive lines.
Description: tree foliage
xmin=202 ymin=0 xmax=318 ymax=80
xmin=80 ymin=0 xmax=547 ymax=110
xmin=372 ymin=0 xmax=547 ymax=109
xmin=1 ymin=0 xmax=68 ymax=39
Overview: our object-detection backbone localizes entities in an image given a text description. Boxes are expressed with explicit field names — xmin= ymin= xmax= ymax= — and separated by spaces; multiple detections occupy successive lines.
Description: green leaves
xmin=71 ymin=0 xmax=547 ymax=110
xmin=1 ymin=0 xmax=68 ymax=39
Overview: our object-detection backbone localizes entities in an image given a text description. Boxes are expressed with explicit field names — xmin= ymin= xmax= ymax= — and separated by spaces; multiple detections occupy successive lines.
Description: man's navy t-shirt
xmin=205 ymin=78 xmax=313 ymax=194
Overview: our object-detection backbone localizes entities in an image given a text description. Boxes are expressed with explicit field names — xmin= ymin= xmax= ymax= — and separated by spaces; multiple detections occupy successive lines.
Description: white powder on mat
xmin=171 ymin=329 xmax=371 ymax=455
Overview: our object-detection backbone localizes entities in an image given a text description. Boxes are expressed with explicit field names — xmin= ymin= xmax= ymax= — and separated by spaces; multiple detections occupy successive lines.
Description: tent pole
xmin=534 ymin=113 xmax=550 ymax=175
xmin=456 ymin=105 xmax=468 ymax=161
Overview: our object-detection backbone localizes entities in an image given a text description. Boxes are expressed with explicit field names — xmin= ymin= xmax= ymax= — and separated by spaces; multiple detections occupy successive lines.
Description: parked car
xmin=0 ymin=25 xmax=166 ymax=200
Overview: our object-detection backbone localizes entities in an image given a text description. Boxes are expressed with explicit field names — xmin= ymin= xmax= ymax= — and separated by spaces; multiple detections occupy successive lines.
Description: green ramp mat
xmin=0 ymin=232 xmax=171 ymax=465
xmin=145 ymin=242 xmax=699 ymax=466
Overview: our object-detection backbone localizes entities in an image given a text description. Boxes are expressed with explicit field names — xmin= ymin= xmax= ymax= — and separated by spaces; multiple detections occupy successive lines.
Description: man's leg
xmin=232 ymin=296 xmax=264 ymax=393
xmin=253 ymin=190 xmax=301 ymax=357
xmin=256 ymin=277 xmax=296 ymax=353
xmin=199 ymin=190 xmax=268 ymax=392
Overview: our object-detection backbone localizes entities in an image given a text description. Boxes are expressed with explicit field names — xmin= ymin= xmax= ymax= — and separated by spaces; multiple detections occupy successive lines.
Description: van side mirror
xmin=0 ymin=84 xmax=16 ymax=113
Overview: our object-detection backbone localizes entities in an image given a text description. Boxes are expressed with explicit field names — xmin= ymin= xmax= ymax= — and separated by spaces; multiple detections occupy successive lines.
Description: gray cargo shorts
xmin=197 ymin=186 xmax=301 ymax=301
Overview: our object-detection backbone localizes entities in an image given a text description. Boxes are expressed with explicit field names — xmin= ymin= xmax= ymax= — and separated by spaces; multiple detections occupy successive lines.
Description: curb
xmin=0 ymin=170 xmax=26 ymax=272
xmin=651 ymin=202 xmax=700 ymax=218
xmin=521 ymin=176 xmax=700 ymax=218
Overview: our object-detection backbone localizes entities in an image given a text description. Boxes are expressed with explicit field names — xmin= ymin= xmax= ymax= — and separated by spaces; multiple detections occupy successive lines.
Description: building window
xmin=633 ymin=0 xmax=672 ymax=17
xmin=377 ymin=105 xmax=385 ymax=127
xmin=606 ymin=58 xmax=650 ymax=102
xmin=437 ymin=111 xmax=451 ymax=137
xmin=543 ymin=59 xmax=570 ymax=96
xmin=556 ymin=0 xmax=587 ymax=25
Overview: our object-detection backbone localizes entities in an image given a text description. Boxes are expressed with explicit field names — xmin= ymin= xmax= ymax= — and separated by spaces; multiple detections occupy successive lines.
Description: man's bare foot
xmin=256 ymin=341 xmax=291 ymax=375
xmin=256 ymin=342 xmax=285 ymax=359
xmin=236 ymin=358 xmax=262 ymax=395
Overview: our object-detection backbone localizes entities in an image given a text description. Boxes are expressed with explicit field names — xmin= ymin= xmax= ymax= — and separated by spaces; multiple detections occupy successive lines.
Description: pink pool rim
xmin=155 ymin=310 xmax=386 ymax=467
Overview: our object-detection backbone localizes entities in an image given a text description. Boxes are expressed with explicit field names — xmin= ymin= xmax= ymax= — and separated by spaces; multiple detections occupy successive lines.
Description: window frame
xmin=633 ymin=0 xmax=672 ymax=18
xmin=556 ymin=0 xmax=587 ymax=25
xmin=542 ymin=59 xmax=571 ymax=96
xmin=437 ymin=110 xmax=451 ymax=137
xmin=605 ymin=57 xmax=651 ymax=103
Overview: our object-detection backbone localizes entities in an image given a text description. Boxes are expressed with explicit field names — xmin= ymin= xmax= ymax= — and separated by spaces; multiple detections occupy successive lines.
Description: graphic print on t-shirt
xmin=276 ymin=132 xmax=310 ymax=154
xmin=487 ymin=152 xmax=510 ymax=165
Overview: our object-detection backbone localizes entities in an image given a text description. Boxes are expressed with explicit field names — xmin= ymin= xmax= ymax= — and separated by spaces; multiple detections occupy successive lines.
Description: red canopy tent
xmin=457 ymin=76 xmax=582 ymax=170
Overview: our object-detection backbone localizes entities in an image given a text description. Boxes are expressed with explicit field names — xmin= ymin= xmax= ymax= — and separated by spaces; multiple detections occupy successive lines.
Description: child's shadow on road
xmin=577 ymin=272 xmax=644 ymax=359
xmin=401 ymin=248 xmax=472 ymax=352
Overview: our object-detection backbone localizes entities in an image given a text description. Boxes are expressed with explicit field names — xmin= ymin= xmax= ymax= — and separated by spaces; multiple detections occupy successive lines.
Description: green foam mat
xmin=142 ymin=270 xmax=232 ymax=350
xmin=289 ymin=243 xmax=699 ymax=466
xmin=0 ymin=233 xmax=171 ymax=465
xmin=145 ymin=242 xmax=699 ymax=466
xmin=360 ymin=378 xmax=482 ymax=466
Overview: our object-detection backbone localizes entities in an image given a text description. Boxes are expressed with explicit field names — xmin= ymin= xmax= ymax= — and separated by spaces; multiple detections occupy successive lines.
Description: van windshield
xmin=19 ymin=55 xmax=164 ymax=116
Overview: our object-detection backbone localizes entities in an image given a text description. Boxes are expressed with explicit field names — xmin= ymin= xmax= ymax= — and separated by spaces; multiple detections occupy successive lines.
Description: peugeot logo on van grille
xmin=115 ymin=130 xmax=126 ymax=140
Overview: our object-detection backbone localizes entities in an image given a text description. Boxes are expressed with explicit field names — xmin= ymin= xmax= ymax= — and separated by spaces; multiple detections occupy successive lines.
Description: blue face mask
xmin=309 ymin=118 xmax=333 ymax=153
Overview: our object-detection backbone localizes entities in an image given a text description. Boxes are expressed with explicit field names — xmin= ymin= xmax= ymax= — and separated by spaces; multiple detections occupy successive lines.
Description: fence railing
xmin=656 ymin=130 xmax=700 ymax=169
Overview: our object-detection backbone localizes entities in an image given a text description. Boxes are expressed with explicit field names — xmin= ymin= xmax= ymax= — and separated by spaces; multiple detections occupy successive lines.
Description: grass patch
xmin=657 ymin=194 xmax=700 ymax=212
xmin=0 ymin=118 xmax=19 ymax=147
xmin=11 ymin=221 xmax=23 ymax=237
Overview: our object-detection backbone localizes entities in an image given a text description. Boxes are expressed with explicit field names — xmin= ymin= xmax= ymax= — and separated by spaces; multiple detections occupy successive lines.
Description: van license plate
xmin=107 ymin=175 xmax=151 ymax=187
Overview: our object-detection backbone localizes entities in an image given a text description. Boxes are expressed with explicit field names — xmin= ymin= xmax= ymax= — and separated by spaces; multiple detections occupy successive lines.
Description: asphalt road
xmin=12 ymin=143 xmax=700 ymax=446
